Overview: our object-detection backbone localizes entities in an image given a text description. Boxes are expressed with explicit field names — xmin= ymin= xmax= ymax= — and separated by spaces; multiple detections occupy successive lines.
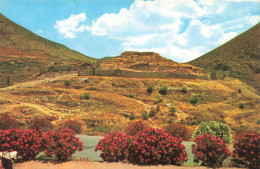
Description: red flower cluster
xmin=125 ymin=120 xmax=147 ymax=136
xmin=130 ymin=128 xmax=188 ymax=165
xmin=164 ymin=124 xmax=189 ymax=141
xmin=0 ymin=129 xmax=43 ymax=160
xmin=43 ymin=128 xmax=84 ymax=161
xmin=192 ymin=133 xmax=231 ymax=168
xmin=95 ymin=131 xmax=132 ymax=162
xmin=232 ymin=131 xmax=260 ymax=169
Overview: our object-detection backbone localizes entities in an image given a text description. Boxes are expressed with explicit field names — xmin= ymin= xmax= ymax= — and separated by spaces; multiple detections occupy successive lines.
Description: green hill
xmin=189 ymin=23 xmax=260 ymax=91
xmin=0 ymin=13 xmax=96 ymax=62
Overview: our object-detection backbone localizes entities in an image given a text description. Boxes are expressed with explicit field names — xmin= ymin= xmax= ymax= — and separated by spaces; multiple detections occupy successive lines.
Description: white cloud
xmin=54 ymin=13 xmax=88 ymax=38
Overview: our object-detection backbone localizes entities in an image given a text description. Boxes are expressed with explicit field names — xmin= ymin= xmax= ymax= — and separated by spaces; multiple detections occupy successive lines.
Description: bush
xmin=0 ymin=129 xmax=44 ymax=160
xmin=95 ymin=131 xmax=132 ymax=162
xmin=64 ymin=80 xmax=72 ymax=88
xmin=128 ymin=94 xmax=134 ymax=98
xmin=189 ymin=98 xmax=198 ymax=105
xmin=168 ymin=118 xmax=173 ymax=124
xmin=147 ymin=86 xmax=153 ymax=93
xmin=129 ymin=128 xmax=188 ymax=165
xmin=192 ymin=121 xmax=232 ymax=144
xmin=28 ymin=117 xmax=53 ymax=131
xmin=158 ymin=98 xmax=163 ymax=103
xmin=81 ymin=92 xmax=90 ymax=100
xmin=232 ymin=131 xmax=260 ymax=169
xmin=159 ymin=86 xmax=167 ymax=95
xmin=169 ymin=106 xmax=176 ymax=115
xmin=0 ymin=116 xmax=19 ymax=129
xmin=181 ymin=88 xmax=188 ymax=93
xmin=83 ymin=78 xmax=89 ymax=83
xmin=149 ymin=109 xmax=156 ymax=118
xmin=130 ymin=114 xmax=136 ymax=120
xmin=164 ymin=124 xmax=189 ymax=141
xmin=192 ymin=133 xmax=231 ymax=168
xmin=60 ymin=120 xmax=82 ymax=134
xmin=239 ymin=103 xmax=244 ymax=109
xmin=125 ymin=120 xmax=147 ymax=136
xmin=44 ymin=128 xmax=83 ymax=161
xmin=141 ymin=112 xmax=149 ymax=120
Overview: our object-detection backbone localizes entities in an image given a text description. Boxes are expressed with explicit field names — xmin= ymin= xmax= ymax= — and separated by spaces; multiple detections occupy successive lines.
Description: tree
xmin=147 ymin=86 xmax=153 ymax=93
xmin=64 ymin=80 xmax=72 ymax=88
xmin=159 ymin=86 xmax=167 ymax=95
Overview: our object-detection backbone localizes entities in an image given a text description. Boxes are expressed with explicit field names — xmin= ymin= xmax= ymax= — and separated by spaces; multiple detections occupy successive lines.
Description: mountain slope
xmin=0 ymin=13 xmax=96 ymax=62
xmin=189 ymin=23 xmax=260 ymax=91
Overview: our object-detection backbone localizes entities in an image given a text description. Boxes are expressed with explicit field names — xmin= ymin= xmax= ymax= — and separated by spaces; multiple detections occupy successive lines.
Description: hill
xmin=80 ymin=51 xmax=208 ymax=79
xmin=0 ymin=13 xmax=96 ymax=87
xmin=189 ymin=23 xmax=260 ymax=91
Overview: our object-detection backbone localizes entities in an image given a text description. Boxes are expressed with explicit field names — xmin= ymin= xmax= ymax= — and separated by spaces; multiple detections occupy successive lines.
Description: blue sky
xmin=0 ymin=0 xmax=259 ymax=62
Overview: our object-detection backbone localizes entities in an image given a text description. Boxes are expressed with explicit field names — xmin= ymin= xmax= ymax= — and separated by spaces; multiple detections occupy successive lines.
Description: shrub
xmin=130 ymin=114 xmax=136 ymax=120
xmin=257 ymin=120 xmax=260 ymax=124
xmin=168 ymin=118 xmax=173 ymax=124
xmin=232 ymin=131 xmax=260 ymax=169
xmin=81 ymin=92 xmax=90 ymax=100
xmin=169 ymin=106 xmax=176 ymax=115
xmin=189 ymin=98 xmax=198 ymax=105
xmin=238 ymin=89 xmax=241 ymax=93
xmin=43 ymin=128 xmax=83 ymax=161
xmin=158 ymin=98 xmax=163 ymax=103
xmin=141 ymin=112 xmax=149 ymax=120
xmin=125 ymin=120 xmax=147 ymax=136
xmin=164 ymin=124 xmax=189 ymax=141
xmin=92 ymin=126 xmax=110 ymax=134
xmin=129 ymin=128 xmax=188 ymax=165
xmin=28 ymin=117 xmax=53 ymax=131
xmin=64 ymin=80 xmax=72 ymax=88
xmin=192 ymin=121 xmax=232 ymax=144
xmin=83 ymin=78 xmax=89 ymax=83
xmin=192 ymin=133 xmax=231 ymax=168
xmin=0 ymin=129 xmax=44 ymax=160
xmin=128 ymin=94 xmax=134 ymax=98
xmin=149 ymin=109 xmax=156 ymax=118
xmin=181 ymin=88 xmax=188 ymax=93
xmin=0 ymin=116 xmax=19 ymax=129
xmin=60 ymin=120 xmax=82 ymax=134
xmin=95 ymin=131 xmax=132 ymax=162
xmin=239 ymin=103 xmax=244 ymax=109
xmin=159 ymin=86 xmax=167 ymax=95
xmin=147 ymin=86 xmax=153 ymax=93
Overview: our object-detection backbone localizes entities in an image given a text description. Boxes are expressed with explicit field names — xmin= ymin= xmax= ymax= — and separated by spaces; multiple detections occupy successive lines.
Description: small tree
xmin=159 ymin=86 xmax=167 ymax=95
xmin=81 ymin=92 xmax=90 ymax=100
xmin=64 ymin=80 xmax=72 ymax=88
xmin=189 ymin=98 xmax=198 ymax=105
xmin=147 ymin=86 xmax=153 ymax=94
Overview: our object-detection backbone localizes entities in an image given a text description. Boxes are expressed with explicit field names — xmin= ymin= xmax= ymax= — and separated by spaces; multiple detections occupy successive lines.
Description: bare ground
xmin=15 ymin=161 xmax=242 ymax=169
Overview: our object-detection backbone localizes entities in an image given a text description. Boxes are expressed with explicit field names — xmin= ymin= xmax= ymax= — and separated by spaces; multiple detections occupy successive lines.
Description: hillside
xmin=0 ymin=13 xmax=96 ymax=87
xmin=189 ymin=23 xmax=260 ymax=91
xmin=80 ymin=51 xmax=208 ymax=79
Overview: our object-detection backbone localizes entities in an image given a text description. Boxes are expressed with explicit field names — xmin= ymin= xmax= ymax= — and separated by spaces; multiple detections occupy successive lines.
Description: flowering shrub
xmin=60 ymin=120 xmax=82 ymax=134
xmin=232 ymin=131 xmax=260 ymax=169
xmin=0 ymin=116 xmax=19 ymax=129
xmin=28 ymin=117 xmax=53 ymax=131
xmin=43 ymin=128 xmax=83 ymax=161
xmin=129 ymin=128 xmax=188 ymax=165
xmin=192 ymin=121 xmax=232 ymax=143
xmin=95 ymin=131 xmax=132 ymax=162
xmin=192 ymin=133 xmax=231 ymax=168
xmin=125 ymin=120 xmax=147 ymax=136
xmin=164 ymin=124 xmax=189 ymax=141
xmin=0 ymin=129 xmax=44 ymax=160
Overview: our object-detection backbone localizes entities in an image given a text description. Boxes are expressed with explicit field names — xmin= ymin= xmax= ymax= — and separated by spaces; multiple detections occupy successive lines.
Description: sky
xmin=0 ymin=0 xmax=259 ymax=62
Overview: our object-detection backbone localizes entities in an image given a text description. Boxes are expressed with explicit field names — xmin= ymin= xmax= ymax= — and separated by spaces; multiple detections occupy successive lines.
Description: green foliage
xmin=141 ymin=112 xmax=149 ymax=120
xmin=157 ymin=98 xmax=163 ymax=103
xmin=92 ymin=126 xmax=110 ymax=134
xmin=147 ymin=86 xmax=153 ymax=93
xmin=238 ymin=89 xmax=242 ymax=93
xmin=239 ymin=103 xmax=244 ymax=109
xmin=190 ymin=98 xmax=198 ymax=105
xmin=169 ymin=106 xmax=176 ymax=114
xmin=159 ymin=86 xmax=167 ymax=95
xmin=81 ymin=92 xmax=90 ymax=100
xmin=191 ymin=120 xmax=199 ymax=125
xmin=168 ymin=118 xmax=173 ymax=124
xmin=64 ymin=80 xmax=72 ymax=88
xmin=128 ymin=94 xmax=134 ymax=98
xmin=181 ymin=88 xmax=188 ymax=93
xmin=149 ymin=109 xmax=156 ymax=118
xmin=210 ymin=71 xmax=217 ymax=80
xmin=192 ymin=121 xmax=233 ymax=144
xmin=130 ymin=114 xmax=136 ymax=120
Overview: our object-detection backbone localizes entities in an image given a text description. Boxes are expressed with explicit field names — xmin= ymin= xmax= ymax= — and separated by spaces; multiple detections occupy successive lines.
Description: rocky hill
xmin=189 ymin=23 xmax=260 ymax=91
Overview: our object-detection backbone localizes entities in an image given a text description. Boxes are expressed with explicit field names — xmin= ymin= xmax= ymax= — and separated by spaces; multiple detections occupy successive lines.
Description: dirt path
xmin=15 ymin=161 xmax=241 ymax=169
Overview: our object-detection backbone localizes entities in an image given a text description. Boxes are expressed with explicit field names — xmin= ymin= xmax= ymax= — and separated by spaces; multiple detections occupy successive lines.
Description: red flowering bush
xmin=164 ymin=124 xmax=189 ymax=141
xmin=232 ymin=131 xmax=260 ymax=169
xmin=28 ymin=117 xmax=53 ymax=131
xmin=60 ymin=120 xmax=82 ymax=134
xmin=192 ymin=133 xmax=231 ymax=168
xmin=0 ymin=129 xmax=44 ymax=160
xmin=43 ymin=128 xmax=83 ymax=161
xmin=129 ymin=128 xmax=188 ymax=165
xmin=95 ymin=131 xmax=133 ymax=162
xmin=125 ymin=120 xmax=147 ymax=136
xmin=0 ymin=116 xmax=19 ymax=129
